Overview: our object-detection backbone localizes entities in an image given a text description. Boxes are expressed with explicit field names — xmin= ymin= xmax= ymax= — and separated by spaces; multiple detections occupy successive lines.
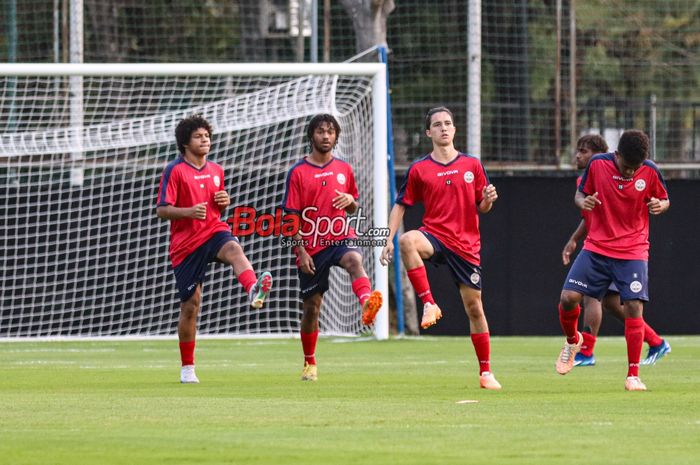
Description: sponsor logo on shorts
xmin=470 ymin=272 xmax=480 ymax=285
xmin=635 ymin=179 xmax=646 ymax=191
xmin=464 ymin=171 xmax=474 ymax=183
xmin=568 ymin=278 xmax=588 ymax=289
xmin=630 ymin=280 xmax=643 ymax=293
xmin=337 ymin=173 xmax=346 ymax=185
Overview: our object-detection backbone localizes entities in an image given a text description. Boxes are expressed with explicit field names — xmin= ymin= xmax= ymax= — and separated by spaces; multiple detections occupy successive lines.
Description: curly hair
xmin=175 ymin=114 xmax=212 ymax=154
xmin=577 ymin=134 xmax=608 ymax=154
xmin=306 ymin=114 xmax=341 ymax=149
xmin=617 ymin=130 xmax=649 ymax=166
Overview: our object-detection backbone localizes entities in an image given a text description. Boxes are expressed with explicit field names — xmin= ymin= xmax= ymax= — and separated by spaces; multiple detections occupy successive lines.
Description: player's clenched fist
xmin=189 ymin=202 xmax=208 ymax=220
xmin=482 ymin=184 xmax=498 ymax=203
xmin=214 ymin=190 xmax=230 ymax=209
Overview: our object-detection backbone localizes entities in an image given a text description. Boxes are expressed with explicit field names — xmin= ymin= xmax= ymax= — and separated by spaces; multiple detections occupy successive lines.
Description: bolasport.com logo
xmin=226 ymin=206 xmax=389 ymax=248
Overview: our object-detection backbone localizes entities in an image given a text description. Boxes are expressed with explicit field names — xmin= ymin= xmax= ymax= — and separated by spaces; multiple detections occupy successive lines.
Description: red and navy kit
xmin=397 ymin=153 xmax=488 ymax=266
xmin=281 ymin=157 xmax=359 ymax=258
xmin=157 ymin=157 xmax=231 ymax=267
xmin=578 ymin=153 xmax=669 ymax=261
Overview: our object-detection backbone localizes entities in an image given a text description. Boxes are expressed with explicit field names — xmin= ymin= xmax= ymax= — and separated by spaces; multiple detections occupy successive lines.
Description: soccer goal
xmin=0 ymin=63 xmax=388 ymax=340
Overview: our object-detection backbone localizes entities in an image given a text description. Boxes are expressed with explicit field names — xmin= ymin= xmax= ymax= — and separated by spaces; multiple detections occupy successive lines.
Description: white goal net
xmin=0 ymin=63 xmax=388 ymax=339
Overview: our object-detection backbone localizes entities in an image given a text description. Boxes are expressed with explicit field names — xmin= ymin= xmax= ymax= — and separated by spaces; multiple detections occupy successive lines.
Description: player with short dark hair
xmin=556 ymin=130 xmax=670 ymax=391
xmin=562 ymin=134 xmax=670 ymax=367
xmin=380 ymin=107 xmax=502 ymax=390
xmin=157 ymin=114 xmax=272 ymax=384
xmin=282 ymin=113 xmax=383 ymax=382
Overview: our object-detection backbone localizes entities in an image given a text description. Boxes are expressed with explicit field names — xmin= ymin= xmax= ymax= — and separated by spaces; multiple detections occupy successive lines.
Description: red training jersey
xmin=579 ymin=153 xmax=669 ymax=260
xmin=156 ymin=157 xmax=231 ymax=267
xmin=281 ymin=156 xmax=359 ymax=258
xmin=397 ymin=153 xmax=489 ymax=265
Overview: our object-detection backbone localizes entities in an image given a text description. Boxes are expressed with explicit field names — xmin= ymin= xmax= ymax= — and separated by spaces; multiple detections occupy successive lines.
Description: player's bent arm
xmin=478 ymin=184 xmax=497 ymax=213
xmin=156 ymin=204 xmax=205 ymax=220
xmin=380 ymin=203 xmax=406 ymax=266
xmin=345 ymin=199 xmax=358 ymax=215
xmin=562 ymin=219 xmax=586 ymax=265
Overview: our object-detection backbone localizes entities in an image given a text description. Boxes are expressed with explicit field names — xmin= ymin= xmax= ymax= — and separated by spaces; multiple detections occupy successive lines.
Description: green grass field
xmin=1 ymin=336 xmax=699 ymax=465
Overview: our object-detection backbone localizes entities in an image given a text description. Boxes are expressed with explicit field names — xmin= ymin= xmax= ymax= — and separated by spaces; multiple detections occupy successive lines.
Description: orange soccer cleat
xmin=361 ymin=290 xmax=383 ymax=325
xmin=420 ymin=303 xmax=443 ymax=329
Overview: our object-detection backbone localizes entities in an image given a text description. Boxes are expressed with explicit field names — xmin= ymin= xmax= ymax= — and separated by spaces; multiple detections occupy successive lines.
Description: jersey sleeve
xmin=396 ymin=165 xmax=421 ymax=206
xmin=649 ymin=167 xmax=669 ymax=201
xmin=281 ymin=167 xmax=302 ymax=213
xmin=347 ymin=167 xmax=359 ymax=200
xmin=157 ymin=165 xmax=179 ymax=207
xmin=474 ymin=161 xmax=489 ymax=204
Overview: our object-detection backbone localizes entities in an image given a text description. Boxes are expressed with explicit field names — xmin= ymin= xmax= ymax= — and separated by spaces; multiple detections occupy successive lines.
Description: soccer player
xmin=562 ymin=134 xmax=670 ymax=367
xmin=281 ymin=113 xmax=383 ymax=382
xmin=156 ymin=114 xmax=272 ymax=384
xmin=556 ymin=130 xmax=669 ymax=391
xmin=380 ymin=107 xmax=502 ymax=390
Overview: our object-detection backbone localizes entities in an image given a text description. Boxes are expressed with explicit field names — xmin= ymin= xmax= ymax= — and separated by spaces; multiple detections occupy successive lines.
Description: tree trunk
xmin=339 ymin=0 xmax=395 ymax=53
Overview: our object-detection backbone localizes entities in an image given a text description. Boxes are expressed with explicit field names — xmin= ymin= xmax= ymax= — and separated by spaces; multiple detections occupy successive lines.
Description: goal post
xmin=0 ymin=62 xmax=389 ymax=340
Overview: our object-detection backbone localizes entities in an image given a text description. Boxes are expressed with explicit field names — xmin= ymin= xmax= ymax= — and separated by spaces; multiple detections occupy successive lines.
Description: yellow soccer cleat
xmin=301 ymin=362 xmax=318 ymax=382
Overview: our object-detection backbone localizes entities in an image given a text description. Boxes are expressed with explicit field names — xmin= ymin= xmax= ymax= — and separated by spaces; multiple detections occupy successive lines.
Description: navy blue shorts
xmin=298 ymin=245 xmax=362 ymax=300
xmin=422 ymin=231 xmax=482 ymax=290
xmin=173 ymin=231 xmax=238 ymax=302
xmin=563 ymin=250 xmax=648 ymax=302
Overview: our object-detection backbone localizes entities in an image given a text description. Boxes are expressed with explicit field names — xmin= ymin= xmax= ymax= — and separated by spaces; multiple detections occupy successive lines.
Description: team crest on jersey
xmin=337 ymin=173 xmax=346 ymax=185
xmin=470 ymin=272 xmax=480 ymax=285
xmin=630 ymin=281 xmax=643 ymax=293
xmin=214 ymin=175 xmax=221 ymax=187
xmin=634 ymin=179 xmax=646 ymax=191
xmin=464 ymin=171 xmax=475 ymax=183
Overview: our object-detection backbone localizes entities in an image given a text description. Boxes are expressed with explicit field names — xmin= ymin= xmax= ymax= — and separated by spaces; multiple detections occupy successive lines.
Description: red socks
xmin=179 ymin=340 xmax=195 ymax=366
xmin=301 ymin=330 xmax=319 ymax=365
xmin=471 ymin=332 xmax=491 ymax=375
xmin=643 ymin=322 xmax=663 ymax=347
xmin=580 ymin=332 xmax=596 ymax=357
xmin=407 ymin=266 xmax=435 ymax=305
xmin=558 ymin=304 xmax=581 ymax=344
xmin=625 ymin=317 xmax=644 ymax=377
xmin=351 ymin=277 xmax=372 ymax=306
xmin=238 ymin=269 xmax=257 ymax=294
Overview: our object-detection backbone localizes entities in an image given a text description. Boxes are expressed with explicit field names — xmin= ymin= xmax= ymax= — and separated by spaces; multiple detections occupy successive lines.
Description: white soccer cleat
xmin=556 ymin=331 xmax=583 ymax=375
xmin=625 ymin=376 xmax=647 ymax=391
xmin=479 ymin=372 xmax=502 ymax=390
xmin=180 ymin=365 xmax=200 ymax=384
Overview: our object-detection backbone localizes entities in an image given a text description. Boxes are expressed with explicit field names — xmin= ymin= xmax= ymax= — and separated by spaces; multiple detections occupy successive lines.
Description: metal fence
xmin=2 ymin=0 xmax=699 ymax=174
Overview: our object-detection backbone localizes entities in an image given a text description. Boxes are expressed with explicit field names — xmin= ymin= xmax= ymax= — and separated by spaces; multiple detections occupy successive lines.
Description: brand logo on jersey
xmin=612 ymin=175 xmax=633 ymax=182
xmin=635 ymin=179 xmax=646 ymax=191
xmin=464 ymin=171 xmax=475 ymax=183
xmin=314 ymin=171 xmax=334 ymax=179
xmin=630 ymin=281 xmax=643 ymax=293
xmin=337 ymin=173 xmax=346 ymax=185
xmin=213 ymin=175 xmax=221 ymax=187
xmin=437 ymin=169 xmax=459 ymax=177
xmin=194 ymin=174 xmax=211 ymax=180
xmin=470 ymin=272 xmax=480 ymax=285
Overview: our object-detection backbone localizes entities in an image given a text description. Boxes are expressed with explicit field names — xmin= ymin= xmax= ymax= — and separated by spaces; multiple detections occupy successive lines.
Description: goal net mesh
xmin=0 ymin=72 xmax=377 ymax=338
